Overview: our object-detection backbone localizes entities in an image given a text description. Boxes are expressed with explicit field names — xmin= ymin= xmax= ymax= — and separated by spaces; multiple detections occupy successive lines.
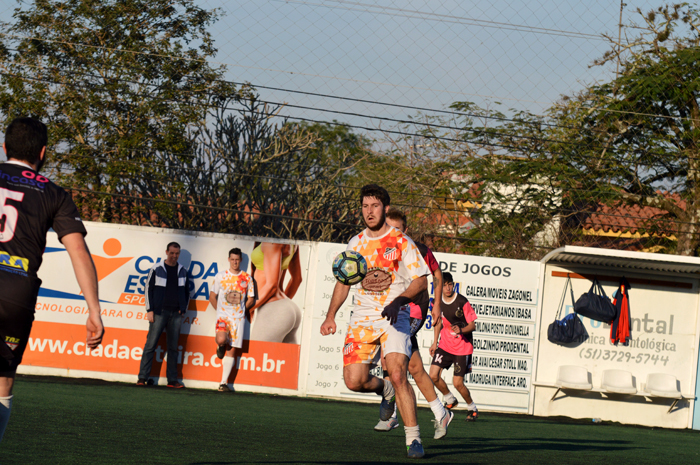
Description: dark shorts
xmin=0 ymin=300 xmax=35 ymax=373
xmin=431 ymin=347 xmax=472 ymax=377
xmin=409 ymin=317 xmax=425 ymax=353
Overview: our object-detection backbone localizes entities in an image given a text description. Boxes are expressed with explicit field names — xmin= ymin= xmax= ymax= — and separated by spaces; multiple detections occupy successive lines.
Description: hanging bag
xmin=548 ymin=276 xmax=588 ymax=345
xmin=574 ymin=278 xmax=618 ymax=323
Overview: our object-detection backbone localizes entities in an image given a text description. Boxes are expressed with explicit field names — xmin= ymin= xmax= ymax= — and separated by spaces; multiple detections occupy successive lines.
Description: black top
xmin=0 ymin=162 xmax=86 ymax=308
xmin=162 ymin=263 xmax=180 ymax=308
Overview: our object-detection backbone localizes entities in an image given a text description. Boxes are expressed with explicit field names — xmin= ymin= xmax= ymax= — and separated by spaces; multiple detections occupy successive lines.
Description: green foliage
xmin=448 ymin=3 xmax=700 ymax=258
xmin=0 ymin=0 xmax=241 ymax=221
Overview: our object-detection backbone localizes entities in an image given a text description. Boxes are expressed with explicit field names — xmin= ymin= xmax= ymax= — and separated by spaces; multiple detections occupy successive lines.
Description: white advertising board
xmin=432 ymin=253 xmax=542 ymax=413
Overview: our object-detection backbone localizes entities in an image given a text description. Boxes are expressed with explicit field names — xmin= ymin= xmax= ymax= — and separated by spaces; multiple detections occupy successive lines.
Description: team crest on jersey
xmin=4 ymin=336 xmax=19 ymax=351
xmin=456 ymin=307 xmax=464 ymax=318
xmin=240 ymin=280 xmax=248 ymax=289
xmin=343 ymin=342 xmax=354 ymax=356
xmin=383 ymin=247 xmax=398 ymax=261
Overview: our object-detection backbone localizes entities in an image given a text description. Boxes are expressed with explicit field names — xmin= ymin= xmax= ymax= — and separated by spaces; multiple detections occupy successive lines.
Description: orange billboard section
xmin=23 ymin=321 xmax=300 ymax=390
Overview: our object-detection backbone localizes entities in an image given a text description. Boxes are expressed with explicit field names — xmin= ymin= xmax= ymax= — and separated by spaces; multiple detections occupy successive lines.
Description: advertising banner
xmin=431 ymin=253 xmax=541 ymax=413
xmin=23 ymin=222 xmax=307 ymax=391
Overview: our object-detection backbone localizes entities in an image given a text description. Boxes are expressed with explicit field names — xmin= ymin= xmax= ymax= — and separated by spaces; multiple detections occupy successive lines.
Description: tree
xmin=450 ymin=3 xmax=700 ymax=257
xmin=0 ymin=0 xmax=242 ymax=221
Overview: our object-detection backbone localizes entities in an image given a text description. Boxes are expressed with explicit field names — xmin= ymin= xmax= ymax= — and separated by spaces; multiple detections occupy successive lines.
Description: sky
xmin=0 ymin=0 xmax=665 ymax=139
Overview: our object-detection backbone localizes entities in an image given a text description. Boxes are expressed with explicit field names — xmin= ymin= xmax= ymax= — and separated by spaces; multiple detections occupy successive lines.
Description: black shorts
xmin=431 ymin=347 xmax=472 ymax=377
xmin=409 ymin=317 xmax=425 ymax=353
xmin=0 ymin=300 xmax=35 ymax=373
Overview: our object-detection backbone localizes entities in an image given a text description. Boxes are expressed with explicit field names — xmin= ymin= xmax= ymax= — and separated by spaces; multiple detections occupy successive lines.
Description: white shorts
xmin=343 ymin=306 xmax=411 ymax=366
xmin=216 ymin=315 xmax=245 ymax=349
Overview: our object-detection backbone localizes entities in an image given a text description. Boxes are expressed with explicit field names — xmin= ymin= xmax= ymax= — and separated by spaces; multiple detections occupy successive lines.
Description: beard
xmin=364 ymin=210 xmax=386 ymax=232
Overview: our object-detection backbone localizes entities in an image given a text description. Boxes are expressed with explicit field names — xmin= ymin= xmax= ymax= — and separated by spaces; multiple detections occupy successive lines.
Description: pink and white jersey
xmin=211 ymin=270 xmax=254 ymax=319
xmin=438 ymin=293 xmax=477 ymax=356
xmin=347 ymin=226 xmax=430 ymax=328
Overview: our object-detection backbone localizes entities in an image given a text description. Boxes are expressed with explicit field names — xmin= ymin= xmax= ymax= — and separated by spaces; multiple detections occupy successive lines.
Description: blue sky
xmin=0 ymin=0 xmax=663 ymax=134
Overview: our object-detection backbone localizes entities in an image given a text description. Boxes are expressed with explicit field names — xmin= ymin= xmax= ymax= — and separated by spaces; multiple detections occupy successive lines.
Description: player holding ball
xmin=321 ymin=184 xmax=430 ymax=459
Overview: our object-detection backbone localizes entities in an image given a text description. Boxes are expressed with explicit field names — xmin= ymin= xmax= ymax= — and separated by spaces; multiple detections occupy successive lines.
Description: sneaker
xmin=444 ymin=399 xmax=459 ymax=410
xmin=433 ymin=410 xmax=454 ymax=439
xmin=379 ymin=380 xmax=396 ymax=421
xmin=218 ymin=384 xmax=231 ymax=392
xmin=406 ymin=440 xmax=425 ymax=459
xmin=466 ymin=408 xmax=479 ymax=421
xmin=136 ymin=379 xmax=147 ymax=386
xmin=374 ymin=417 xmax=399 ymax=431
xmin=167 ymin=381 xmax=185 ymax=389
xmin=216 ymin=345 xmax=226 ymax=359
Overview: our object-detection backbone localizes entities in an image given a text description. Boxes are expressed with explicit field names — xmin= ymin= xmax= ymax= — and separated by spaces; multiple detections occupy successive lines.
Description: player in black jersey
xmin=0 ymin=117 xmax=104 ymax=442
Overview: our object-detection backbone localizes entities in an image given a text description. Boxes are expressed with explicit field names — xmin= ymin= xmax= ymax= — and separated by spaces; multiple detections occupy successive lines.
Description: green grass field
xmin=2 ymin=374 xmax=700 ymax=464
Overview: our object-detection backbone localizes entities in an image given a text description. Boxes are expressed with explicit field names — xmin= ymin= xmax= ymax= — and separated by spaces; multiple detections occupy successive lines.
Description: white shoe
xmin=433 ymin=410 xmax=454 ymax=439
xmin=374 ymin=417 xmax=399 ymax=431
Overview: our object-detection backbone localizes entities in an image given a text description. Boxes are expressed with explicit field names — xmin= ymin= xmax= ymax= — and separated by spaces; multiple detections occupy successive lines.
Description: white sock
xmin=404 ymin=425 xmax=420 ymax=446
xmin=429 ymin=397 xmax=447 ymax=420
xmin=0 ymin=395 xmax=12 ymax=443
xmin=444 ymin=391 xmax=457 ymax=404
xmin=468 ymin=402 xmax=477 ymax=411
xmin=220 ymin=356 xmax=235 ymax=384
xmin=382 ymin=379 xmax=394 ymax=400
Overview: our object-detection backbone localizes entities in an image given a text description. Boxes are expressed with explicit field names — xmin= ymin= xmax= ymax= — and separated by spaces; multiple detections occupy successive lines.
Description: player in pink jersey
xmin=320 ymin=184 xmax=429 ymax=458
xmin=429 ymin=272 xmax=479 ymax=421
xmin=209 ymin=248 xmax=255 ymax=391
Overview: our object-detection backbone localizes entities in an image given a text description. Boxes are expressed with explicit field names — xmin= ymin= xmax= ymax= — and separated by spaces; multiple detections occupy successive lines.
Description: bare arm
xmin=320 ymin=281 xmax=350 ymax=336
xmin=431 ymin=268 xmax=443 ymax=321
xmin=430 ymin=314 xmax=442 ymax=356
xmin=61 ymin=232 xmax=103 ymax=348
xmin=209 ymin=291 xmax=217 ymax=310
xmin=400 ymin=275 xmax=427 ymax=301
xmin=283 ymin=251 xmax=302 ymax=298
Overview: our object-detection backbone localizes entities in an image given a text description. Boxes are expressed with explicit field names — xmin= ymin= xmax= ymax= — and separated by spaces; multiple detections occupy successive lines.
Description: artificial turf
xmin=2 ymin=374 xmax=700 ymax=464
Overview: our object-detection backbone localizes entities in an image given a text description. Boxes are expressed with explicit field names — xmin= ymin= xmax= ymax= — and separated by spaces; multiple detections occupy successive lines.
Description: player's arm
xmin=209 ymin=291 xmax=218 ymax=310
xmin=431 ymin=267 xmax=443 ymax=321
xmin=451 ymin=302 xmax=477 ymax=335
xmin=144 ymin=265 xmax=156 ymax=323
xmin=430 ymin=314 xmax=443 ymax=356
xmin=61 ymin=232 xmax=104 ymax=348
xmin=320 ymin=281 xmax=350 ymax=336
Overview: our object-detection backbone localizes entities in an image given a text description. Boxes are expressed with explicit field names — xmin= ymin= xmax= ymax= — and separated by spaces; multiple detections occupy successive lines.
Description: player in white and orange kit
xmin=429 ymin=272 xmax=479 ymax=421
xmin=320 ymin=184 xmax=429 ymax=459
xmin=209 ymin=248 xmax=255 ymax=391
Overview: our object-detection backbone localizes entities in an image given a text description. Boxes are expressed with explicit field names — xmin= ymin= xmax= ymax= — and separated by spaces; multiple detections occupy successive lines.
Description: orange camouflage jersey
xmin=211 ymin=270 xmax=254 ymax=319
xmin=347 ymin=226 xmax=429 ymax=328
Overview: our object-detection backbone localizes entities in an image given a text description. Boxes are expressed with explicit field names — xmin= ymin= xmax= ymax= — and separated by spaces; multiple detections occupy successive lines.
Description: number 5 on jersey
xmin=0 ymin=187 xmax=25 ymax=242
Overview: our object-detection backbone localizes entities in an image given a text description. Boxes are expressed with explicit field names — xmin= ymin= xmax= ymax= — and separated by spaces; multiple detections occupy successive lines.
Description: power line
xmin=280 ymin=0 xmax=605 ymax=40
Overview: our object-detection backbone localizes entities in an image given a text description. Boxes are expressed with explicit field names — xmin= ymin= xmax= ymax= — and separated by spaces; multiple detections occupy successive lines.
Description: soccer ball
xmin=332 ymin=250 xmax=368 ymax=286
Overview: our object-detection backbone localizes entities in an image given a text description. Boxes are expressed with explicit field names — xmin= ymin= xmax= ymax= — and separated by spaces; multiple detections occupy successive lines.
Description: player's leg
xmin=453 ymin=355 xmax=478 ymax=420
xmin=215 ymin=318 xmax=230 ymax=359
xmin=374 ymin=350 xmax=399 ymax=431
xmin=343 ymin=362 xmax=383 ymax=392
xmin=383 ymin=312 xmax=423 ymax=458
xmin=408 ymin=348 xmax=452 ymax=439
xmin=429 ymin=349 xmax=459 ymax=408
xmin=165 ymin=309 xmax=184 ymax=387
xmin=0 ymin=302 xmax=33 ymax=442
xmin=137 ymin=311 xmax=168 ymax=383
xmin=219 ymin=317 xmax=242 ymax=392
xmin=0 ymin=372 xmax=14 ymax=442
